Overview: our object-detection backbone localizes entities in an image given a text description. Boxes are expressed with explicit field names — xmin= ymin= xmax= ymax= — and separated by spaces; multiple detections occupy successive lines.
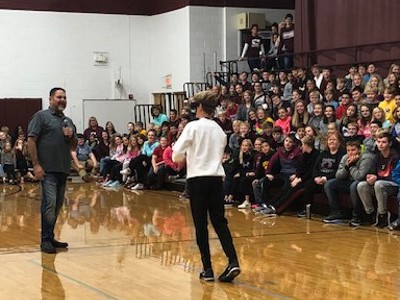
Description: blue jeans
xmin=99 ymin=157 xmax=110 ymax=177
xmin=324 ymin=179 xmax=361 ymax=217
xmin=40 ymin=172 xmax=68 ymax=242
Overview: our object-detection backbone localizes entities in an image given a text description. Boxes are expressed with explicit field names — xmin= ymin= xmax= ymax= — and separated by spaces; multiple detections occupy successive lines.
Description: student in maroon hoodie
xmin=252 ymin=134 xmax=302 ymax=210
xmin=257 ymin=135 xmax=319 ymax=216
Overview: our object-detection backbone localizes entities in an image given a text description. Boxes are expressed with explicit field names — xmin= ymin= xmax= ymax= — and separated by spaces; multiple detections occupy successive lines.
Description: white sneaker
xmin=102 ymin=180 xmax=113 ymax=187
xmin=108 ymin=180 xmax=121 ymax=187
xmin=120 ymin=168 xmax=131 ymax=175
xmin=238 ymin=200 xmax=250 ymax=209
xmin=131 ymin=183 xmax=144 ymax=190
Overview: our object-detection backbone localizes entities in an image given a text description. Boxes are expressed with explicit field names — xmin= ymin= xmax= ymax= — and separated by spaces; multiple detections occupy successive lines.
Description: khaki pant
xmin=71 ymin=160 xmax=96 ymax=178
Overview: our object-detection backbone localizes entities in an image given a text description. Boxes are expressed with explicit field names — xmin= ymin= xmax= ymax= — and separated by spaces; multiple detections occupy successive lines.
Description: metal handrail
xmin=183 ymin=82 xmax=209 ymax=98
xmin=219 ymin=40 xmax=400 ymax=73
xmin=206 ymin=72 xmax=230 ymax=87
xmin=134 ymin=104 xmax=153 ymax=126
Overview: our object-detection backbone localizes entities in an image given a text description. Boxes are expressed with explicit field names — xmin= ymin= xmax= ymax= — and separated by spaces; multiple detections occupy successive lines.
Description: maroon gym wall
xmin=294 ymin=0 xmax=400 ymax=73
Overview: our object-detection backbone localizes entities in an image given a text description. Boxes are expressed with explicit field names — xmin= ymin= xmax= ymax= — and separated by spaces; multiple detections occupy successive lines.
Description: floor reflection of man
xmin=41 ymin=253 xmax=65 ymax=299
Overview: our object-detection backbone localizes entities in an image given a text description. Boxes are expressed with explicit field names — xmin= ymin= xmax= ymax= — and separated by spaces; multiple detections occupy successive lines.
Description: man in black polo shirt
xmin=27 ymin=87 xmax=77 ymax=253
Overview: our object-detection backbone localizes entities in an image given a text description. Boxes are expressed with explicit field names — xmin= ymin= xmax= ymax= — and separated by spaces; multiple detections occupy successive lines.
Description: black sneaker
xmin=323 ymin=212 xmax=344 ymax=224
xmin=349 ymin=217 xmax=361 ymax=227
xmin=363 ymin=211 xmax=376 ymax=226
xmin=51 ymin=239 xmax=68 ymax=248
xmin=375 ymin=213 xmax=390 ymax=228
xmin=389 ymin=219 xmax=400 ymax=231
xmin=199 ymin=269 xmax=214 ymax=281
xmin=41 ymin=241 xmax=56 ymax=254
xmin=218 ymin=262 xmax=241 ymax=282
xmin=297 ymin=210 xmax=307 ymax=218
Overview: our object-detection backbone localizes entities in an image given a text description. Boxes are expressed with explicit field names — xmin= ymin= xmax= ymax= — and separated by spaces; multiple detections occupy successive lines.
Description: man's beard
xmin=57 ymin=105 xmax=65 ymax=112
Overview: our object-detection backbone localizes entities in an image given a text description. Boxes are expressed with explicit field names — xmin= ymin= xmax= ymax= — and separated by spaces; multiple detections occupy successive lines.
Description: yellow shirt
xmin=378 ymin=99 xmax=396 ymax=124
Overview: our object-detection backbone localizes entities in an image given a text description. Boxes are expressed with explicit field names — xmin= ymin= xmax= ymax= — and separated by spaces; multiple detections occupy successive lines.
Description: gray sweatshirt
xmin=336 ymin=152 xmax=375 ymax=181
xmin=1 ymin=151 xmax=16 ymax=167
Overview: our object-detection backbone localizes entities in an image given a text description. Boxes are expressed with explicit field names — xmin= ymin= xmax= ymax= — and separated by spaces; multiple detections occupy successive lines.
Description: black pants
xmin=248 ymin=57 xmax=261 ymax=72
xmin=147 ymin=165 xmax=166 ymax=189
xmin=262 ymin=174 xmax=291 ymax=204
xmin=16 ymin=159 xmax=28 ymax=176
xmin=298 ymin=179 xmax=324 ymax=207
xmin=3 ymin=164 xmax=16 ymax=180
xmin=269 ymin=183 xmax=305 ymax=214
xmin=187 ymin=176 xmax=238 ymax=269
xmin=231 ymin=174 xmax=255 ymax=199
xmin=109 ymin=162 xmax=123 ymax=182
xmin=128 ymin=155 xmax=150 ymax=184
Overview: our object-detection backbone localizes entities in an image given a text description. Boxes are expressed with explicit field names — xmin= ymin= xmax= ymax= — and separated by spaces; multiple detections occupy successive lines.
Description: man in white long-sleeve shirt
xmin=172 ymin=91 xmax=240 ymax=283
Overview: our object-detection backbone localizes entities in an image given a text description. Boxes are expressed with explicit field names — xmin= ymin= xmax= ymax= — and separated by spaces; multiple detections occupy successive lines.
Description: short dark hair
xmin=49 ymin=87 xmax=65 ymax=97
xmin=346 ymin=140 xmax=361 ymax=149
xmin=296 ymin=123 xmax=306 ymax=130
xmin=285 ymin=13 xmax=294 ymax=20
xmin=250 ymin=24 xmax=259 ymax=30
xmin=151 ymin=105 xmax=163 ymax=115
xmin=352 ymin=86 xmax=363 ymax=94
xmin=77 ymin=133 xmax=84 ymax=139
xmin=371 ymin=120 xmax=383 ymax=127
xmin=272 ymin=126 xmax=283 ymax=134
xmin=224 ymin=145 xmax=232 ymax=154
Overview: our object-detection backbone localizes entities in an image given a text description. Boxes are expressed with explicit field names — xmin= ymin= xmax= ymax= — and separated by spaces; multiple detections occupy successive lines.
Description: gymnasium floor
xmin=0 ymin=182 xmax=399 ymax=299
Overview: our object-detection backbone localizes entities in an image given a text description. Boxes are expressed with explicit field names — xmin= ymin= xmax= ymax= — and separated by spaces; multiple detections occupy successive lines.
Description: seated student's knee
xmin=349 ymin=181 xmax=359 ymax=190
xmin=357 ymin=181 xmax=368 ymax=190
xmin=324 ymin=178 xmax=336 ymax=192
xmin=252 ymin=179 xmax=259 ymax=189
xmin=374 ymin=180 xmax=386 ymax=190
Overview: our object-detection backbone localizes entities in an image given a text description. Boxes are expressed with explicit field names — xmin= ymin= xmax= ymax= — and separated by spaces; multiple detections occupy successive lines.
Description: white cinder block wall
xmin=189 ymin=6 xmax=224 ymax=82
xmin=148 ymin=7 xmax=190 ymax=93
xmin=0 ymin=10 xmax=146 ymax=131
xmin=0 ymin=6 xmax=293 ymax=131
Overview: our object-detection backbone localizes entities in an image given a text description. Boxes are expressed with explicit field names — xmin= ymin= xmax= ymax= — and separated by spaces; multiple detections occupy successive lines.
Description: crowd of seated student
xmin=206 ymin=62 xmax=400 ymax=230
xmin=74 ymin=111 xmax=188 ymax=193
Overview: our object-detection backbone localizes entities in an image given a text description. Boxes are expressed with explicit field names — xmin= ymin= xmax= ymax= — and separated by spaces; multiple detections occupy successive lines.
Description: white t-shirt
xmin=172 ymin=118 xmax=226 ymax=179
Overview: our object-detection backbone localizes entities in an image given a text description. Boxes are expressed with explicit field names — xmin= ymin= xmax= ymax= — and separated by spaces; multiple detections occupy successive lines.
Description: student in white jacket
xmin=172 ymin=91 xmax=240 ymax=283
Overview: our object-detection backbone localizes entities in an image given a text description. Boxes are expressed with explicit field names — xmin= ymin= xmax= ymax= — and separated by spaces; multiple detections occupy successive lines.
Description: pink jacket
xmin=163 ymin=146 xmax=185 ymax=171
xmin=275 ymin=116 xmax=292 ymax=135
